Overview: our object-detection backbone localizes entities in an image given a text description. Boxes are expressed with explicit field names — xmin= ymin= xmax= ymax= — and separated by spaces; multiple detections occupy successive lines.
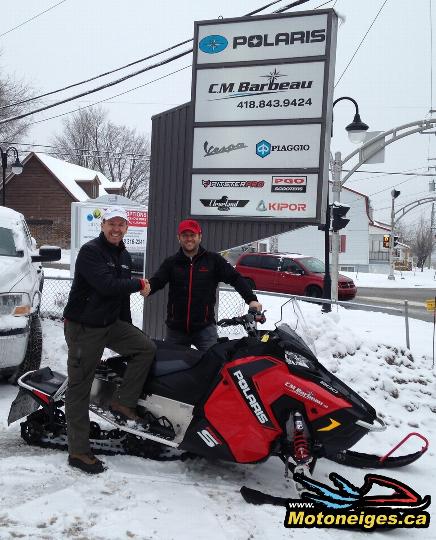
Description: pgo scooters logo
xmin=199 ymin=35 xmax=228 ymax=54
xmin=256 ymin=139 xmax=271 ymax=158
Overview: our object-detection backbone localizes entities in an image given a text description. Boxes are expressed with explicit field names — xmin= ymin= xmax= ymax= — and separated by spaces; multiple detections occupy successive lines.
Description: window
xmin=260 ymin=256 xmax=280 ymax=271
xmin=340 ymin=266 xmax=355 ymax=272
xmin=300 ymin=257 xmax=325 ymax=273
xmin=239 ymin=254 xmax=263 ymax=268
xmin=0 ymin=227 xmax=22 ymax=257
xmin=281 ymin=258 xmax=302 ymax=273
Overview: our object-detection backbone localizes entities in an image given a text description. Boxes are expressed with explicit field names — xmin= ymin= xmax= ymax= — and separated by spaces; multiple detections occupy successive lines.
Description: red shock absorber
xmin=293 ymin=412 xmax=310 ymax=463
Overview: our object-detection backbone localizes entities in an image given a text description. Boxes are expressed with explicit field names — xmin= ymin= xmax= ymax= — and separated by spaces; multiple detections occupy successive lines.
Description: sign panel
xmin=191 ymin=173 xmax=318 ymax=218
xmin=70 ymin=202 xmax=147 ymax=277
xmin=196 ymin=13 xmax=328 ymax=64
xmin=195 ymin=62 xmax=324 ymax=122
xmin=193 ymin=124 xmax=321 ymax=169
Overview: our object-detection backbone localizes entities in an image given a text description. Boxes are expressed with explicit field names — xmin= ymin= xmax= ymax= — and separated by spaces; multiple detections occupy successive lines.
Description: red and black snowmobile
xmin=7 ymin=308 xmax=428 ymax=502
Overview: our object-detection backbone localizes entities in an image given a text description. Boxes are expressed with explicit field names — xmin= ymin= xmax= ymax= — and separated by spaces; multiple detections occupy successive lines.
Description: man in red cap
xmin=145 ymin=219 xmax=262 ymax=351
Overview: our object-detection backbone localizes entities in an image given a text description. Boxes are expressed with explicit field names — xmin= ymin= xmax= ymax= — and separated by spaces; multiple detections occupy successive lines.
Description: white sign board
xmin=193 ymin=124 xmax=321 ymax=169
xmin=195 ymin=62 xmax=325 ymax=122
xmin=70 ymin=201 xmax=147 ymax=277
xmin=196 ymin=13 xmax=328 ymax=64
xmin=191 ymin=173 xmax=318 ymax=218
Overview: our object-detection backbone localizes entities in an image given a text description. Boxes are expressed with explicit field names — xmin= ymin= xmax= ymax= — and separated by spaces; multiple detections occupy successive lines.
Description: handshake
xmin=139 ymin=279 xmax=151 ymax=297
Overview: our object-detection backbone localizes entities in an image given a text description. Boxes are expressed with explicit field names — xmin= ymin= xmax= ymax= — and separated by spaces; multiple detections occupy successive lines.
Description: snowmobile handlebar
xmin=217 ymin=309 xmax=266 ymax=337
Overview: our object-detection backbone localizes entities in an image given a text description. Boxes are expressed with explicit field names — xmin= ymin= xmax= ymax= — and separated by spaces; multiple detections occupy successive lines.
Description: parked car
xmin=235 ymin=252 xmax=357 ymax=300
xmin=0 ymin=207 xmax=61 ymax=383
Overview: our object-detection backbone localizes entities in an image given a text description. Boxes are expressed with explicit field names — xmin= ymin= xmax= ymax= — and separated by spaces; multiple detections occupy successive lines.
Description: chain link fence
xmin=41 ymin=277 xmax=245 ymax=337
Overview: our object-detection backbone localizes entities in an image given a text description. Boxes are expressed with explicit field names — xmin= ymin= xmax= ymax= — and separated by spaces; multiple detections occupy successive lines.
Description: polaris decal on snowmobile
xmin=231 ymin=368 xmax=271 ymax=425
xmin=283 ymin=471 xmax=431 ymax=530
xmin=197 ymin=428 xmax=221 ymax=448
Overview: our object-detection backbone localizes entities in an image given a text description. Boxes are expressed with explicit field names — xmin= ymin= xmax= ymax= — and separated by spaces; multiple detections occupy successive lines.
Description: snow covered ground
xmin=341 ymin=267 xmax=436 ymax=289
xmin=0 ymin=293 xmax=435 ymax=539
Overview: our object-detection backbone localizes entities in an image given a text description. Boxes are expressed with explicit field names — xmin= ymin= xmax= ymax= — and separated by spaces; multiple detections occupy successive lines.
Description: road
xmin=355 ymin=287 xmax=436 ymax=323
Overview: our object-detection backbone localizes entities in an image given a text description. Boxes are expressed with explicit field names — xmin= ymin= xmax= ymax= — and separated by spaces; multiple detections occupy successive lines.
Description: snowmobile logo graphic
xmin=231 ymin=369 xmax=272 ymax=426
xmin=283 ymin=472 xmax=431 ymax=530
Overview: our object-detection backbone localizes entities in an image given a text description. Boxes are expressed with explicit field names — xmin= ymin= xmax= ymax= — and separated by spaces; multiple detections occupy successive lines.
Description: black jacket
xmin=63 ymin=232 xmax=142 ymax=327
xmin=148 ymin=246 xmax=257 ymax=333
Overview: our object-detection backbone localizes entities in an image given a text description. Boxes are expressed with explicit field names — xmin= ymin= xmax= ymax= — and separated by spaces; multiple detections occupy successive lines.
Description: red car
xmin=235 ymin=252 xmax=356 ymax=300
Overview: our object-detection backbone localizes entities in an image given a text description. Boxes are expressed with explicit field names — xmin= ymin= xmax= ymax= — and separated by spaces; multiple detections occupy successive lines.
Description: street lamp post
xmin=1 ymin=146 xmax=23 ymax=207
xmin=388 ymin=189 xmax=401 ymax=280
xmin=330 ymin=97 xmax=369 ymax=301
xmin=329 ymin=118 xmax=436 ymax=291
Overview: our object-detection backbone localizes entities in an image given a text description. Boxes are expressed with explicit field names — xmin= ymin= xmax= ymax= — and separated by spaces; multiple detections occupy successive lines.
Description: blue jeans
xmin=165 ymin=325 xmax=218 ymax=352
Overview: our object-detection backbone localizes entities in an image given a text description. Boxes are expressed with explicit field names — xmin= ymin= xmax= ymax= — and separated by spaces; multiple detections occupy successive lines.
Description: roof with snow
xmin=7 ymin=152 xmax=123 ymax=202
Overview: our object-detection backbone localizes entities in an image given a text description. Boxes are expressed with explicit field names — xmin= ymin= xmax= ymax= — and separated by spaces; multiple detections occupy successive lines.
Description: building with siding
xmin=1 ymin=152 xmax=122 ymax=247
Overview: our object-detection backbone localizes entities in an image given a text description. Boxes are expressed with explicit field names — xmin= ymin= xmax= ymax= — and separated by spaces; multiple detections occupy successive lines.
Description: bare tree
xmin=0 ymin=68 xmax=36 ymax=143
xmin=407 ymin=216 xmax=434 ymax=271
xmin=52 ymin=107 xmax=150 ymax=204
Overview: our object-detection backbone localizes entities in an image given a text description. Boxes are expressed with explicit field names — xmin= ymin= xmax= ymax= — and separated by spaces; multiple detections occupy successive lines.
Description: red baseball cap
xmin=178 ymin=219 xmax=202 ymax=235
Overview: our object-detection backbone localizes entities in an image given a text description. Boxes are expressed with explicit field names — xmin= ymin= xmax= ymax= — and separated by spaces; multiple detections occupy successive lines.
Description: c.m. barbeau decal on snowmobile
xmin=7 ymin=308 xmax=429 ymax=503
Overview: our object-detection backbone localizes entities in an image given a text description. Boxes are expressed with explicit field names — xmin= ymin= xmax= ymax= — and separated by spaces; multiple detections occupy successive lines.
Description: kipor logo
xmin=199 ymin=34 xmax=228 ymax=54
xmin=271 ymin=176 xmax=307 ymax=193
xmin=256 ymin=140 xmax=310 ymax=158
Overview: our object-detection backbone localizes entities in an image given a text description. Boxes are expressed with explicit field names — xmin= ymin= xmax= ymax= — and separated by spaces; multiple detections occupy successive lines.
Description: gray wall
xmin=144 ymin=102 xmax=302 ymax=339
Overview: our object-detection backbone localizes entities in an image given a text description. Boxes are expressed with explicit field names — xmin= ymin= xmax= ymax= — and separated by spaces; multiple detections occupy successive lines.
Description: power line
xmin=27 ymin=64 xmax=191 ymax=127
xmin=0 ymin=0 xmax=68 ymax=38
xmin=335 ymin=0 xmax=388 ymax=87
xmin=0 ymin=49 xmax=192 ymax=125
xmin=0 ymin=38 xmax=192 ymax=111
xmin=1 ymin=0 xmax=289 ymax=112
xmin=1 ymin=0 xmax=313 ymax=126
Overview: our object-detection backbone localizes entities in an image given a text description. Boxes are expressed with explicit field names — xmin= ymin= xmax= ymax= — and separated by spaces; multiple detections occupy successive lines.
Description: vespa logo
xmin=199 ymin=34 xmax=228 ymax=54
xmin=204 ymin=140 xmax=248 ymax=157
xmin=256 ymin=140 xmax=271 ymax=158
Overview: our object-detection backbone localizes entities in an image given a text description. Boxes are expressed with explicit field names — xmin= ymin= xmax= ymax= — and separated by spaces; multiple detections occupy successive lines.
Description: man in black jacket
xmin=63 ymin=206 xmax=155 ymax=474
xmin=145 ymin=219 xmax=262 ymax=351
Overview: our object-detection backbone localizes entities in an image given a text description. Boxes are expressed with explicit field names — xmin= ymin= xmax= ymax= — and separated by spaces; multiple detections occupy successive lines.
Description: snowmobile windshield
xmin=274 ymin=298 xmax=318 ymax=360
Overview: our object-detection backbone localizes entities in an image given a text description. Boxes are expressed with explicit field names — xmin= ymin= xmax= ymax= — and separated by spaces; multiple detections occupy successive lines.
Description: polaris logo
xmin=199 ymin=34 xmax=228 ymax=54
xmin=232 ymin=29 xmax=326 ymax=49
xmin=233 ymin=370 xmax=269 ymax=424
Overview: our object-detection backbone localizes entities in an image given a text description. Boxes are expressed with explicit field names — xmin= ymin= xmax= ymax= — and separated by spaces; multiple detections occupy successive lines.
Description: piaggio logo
xmin=256 ymin=140 xmax=310 ymax=158
xmin=202 ymin=179 xmax=264 ymax=188
xmin=232 ymin=29 xmax=326 ymax=49
xmin=271 ymin=176 xmax=307 ymax=193
xmin=200 ymin=195 xmax=249 ymax=211
xmin=256 ymin=140 xmax=271 ymax=158
xmin=207 ymin=68 xmax=313 ymax=100
xmin=199 ymin=34 xmax=228 ymax=54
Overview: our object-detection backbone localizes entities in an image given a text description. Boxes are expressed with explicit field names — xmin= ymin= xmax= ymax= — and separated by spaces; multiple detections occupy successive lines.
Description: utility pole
xmin=388 ymin=189 xmax=400 ymax=280
xmin=428 ymin=175 xmax=435 ymax=269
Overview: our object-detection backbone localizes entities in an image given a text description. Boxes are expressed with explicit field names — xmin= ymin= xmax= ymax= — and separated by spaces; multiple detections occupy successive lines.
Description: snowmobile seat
xmin=151 ymin=341 xmax=204 ymax=377
xmin=21 ymin=367 xmax=66 ymax=395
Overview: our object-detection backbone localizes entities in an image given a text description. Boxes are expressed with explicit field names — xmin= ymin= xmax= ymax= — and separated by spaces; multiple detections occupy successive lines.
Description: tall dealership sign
xmin=190 ymin=9 xmax=338 ymax=224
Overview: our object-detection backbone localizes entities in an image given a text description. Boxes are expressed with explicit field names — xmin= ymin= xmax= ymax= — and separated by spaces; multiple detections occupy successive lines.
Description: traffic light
xmin=383 ymin=234 xmax=390 ymax=248
xmin=393 ymin=236 xmax=399 ymax=247
xmin=331 ymin=204 xmax=350 ymax=231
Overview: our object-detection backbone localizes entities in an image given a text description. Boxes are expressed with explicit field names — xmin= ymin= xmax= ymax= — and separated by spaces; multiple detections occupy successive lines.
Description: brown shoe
xmin=109 ymin=400 xmax=140 ymax=422
xmin=68 ymin=452 xmax=106 ymax=474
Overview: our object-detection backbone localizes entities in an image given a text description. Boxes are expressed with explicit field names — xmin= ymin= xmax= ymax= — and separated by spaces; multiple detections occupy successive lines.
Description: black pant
xmin=165 ymin=324 xmax=218 ymax=352
xmin=65 ymin=319 xmax=156 ymax=454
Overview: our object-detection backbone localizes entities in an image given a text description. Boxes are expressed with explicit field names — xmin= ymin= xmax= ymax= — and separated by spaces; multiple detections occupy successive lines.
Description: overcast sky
xmin=1 ymin=0 xmax=435 ymax=225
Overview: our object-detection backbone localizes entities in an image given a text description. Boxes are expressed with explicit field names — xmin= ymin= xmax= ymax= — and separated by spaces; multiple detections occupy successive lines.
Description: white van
xmin=0 ymin=207 xmax=60 ymax=382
